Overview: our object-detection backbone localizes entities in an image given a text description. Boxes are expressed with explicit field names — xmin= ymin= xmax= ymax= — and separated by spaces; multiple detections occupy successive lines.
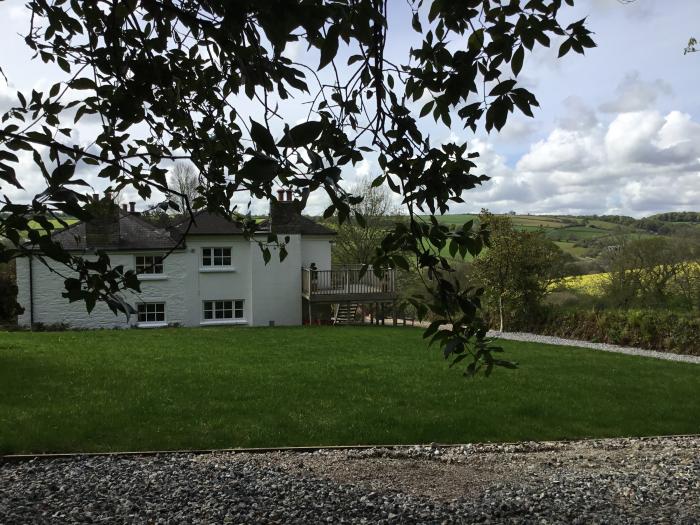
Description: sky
xmin=1 ymin=0 xmax=699 ymax=218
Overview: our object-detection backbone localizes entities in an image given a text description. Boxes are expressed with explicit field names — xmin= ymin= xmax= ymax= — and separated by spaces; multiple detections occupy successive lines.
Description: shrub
xmin=0 ymin=261 xmax=23 ymax=325
xmin=520 ymin=308 xmax=700 ymax=356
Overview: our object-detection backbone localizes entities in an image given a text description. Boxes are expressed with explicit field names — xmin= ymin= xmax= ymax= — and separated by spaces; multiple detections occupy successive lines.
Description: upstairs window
xmin=203 ymin=300 xmax=244 ymax=320
xmin=137 ymin=302 xmax=165 ymax=323
xmin=136 ymin=255 xmax=164 ymax=274
xmin=202 ymin=247 xmax=231 ymax=267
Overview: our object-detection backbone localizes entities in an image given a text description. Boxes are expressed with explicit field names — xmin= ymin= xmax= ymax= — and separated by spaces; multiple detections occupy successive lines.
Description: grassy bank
xmin=0 ymin=326 xmax=698 ymax=454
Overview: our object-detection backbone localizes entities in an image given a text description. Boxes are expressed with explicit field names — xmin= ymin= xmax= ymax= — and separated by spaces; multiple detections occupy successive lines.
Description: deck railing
xmin=302 ymin=265 xmax=396 ymax=298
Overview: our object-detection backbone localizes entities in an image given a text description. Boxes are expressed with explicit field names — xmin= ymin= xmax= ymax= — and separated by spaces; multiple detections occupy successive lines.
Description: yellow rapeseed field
xmin=559 ymin=272 xmax=608 ymax=295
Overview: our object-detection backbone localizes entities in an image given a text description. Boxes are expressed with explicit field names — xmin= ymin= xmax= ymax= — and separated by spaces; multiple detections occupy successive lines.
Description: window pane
xmin=203 ymin=299 xmax=244 ymax=321
xmin=203 ymin=248 xmax=232 ymax=266
xmin=138 ymin=303 xmax=165 ymax=323
xmin=137 ymin=255 xmax=164 ymax=274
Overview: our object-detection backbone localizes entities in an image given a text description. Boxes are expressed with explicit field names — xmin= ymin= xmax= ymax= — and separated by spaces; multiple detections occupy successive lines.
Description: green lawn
xmin=1 ymin=326 xmax=698 ymax=454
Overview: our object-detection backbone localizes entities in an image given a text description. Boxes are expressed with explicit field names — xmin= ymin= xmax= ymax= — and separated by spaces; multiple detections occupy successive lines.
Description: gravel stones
xmin=1 ymin=436 xmax=698 ymax=524
xmin=485 ymin=331 xmax=700 ymax=364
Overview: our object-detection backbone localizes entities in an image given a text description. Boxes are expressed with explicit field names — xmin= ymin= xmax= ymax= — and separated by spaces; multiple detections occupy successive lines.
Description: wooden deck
xmin=302 ymin=266 xmax=398 ymax=303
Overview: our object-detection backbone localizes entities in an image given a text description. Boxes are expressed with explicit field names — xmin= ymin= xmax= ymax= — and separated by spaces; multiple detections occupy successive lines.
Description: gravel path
xmin=2 ymin=436 xmax=698 ymax=524
xmin=486 ymin=331 xmax=700 ymax=364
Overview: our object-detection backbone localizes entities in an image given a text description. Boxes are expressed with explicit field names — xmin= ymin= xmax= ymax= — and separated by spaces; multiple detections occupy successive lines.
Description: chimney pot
xmin=277 ymin=189 xmax=285 ymax=201
xmin=122 ymin=204 xmax=128 ymax=212
xmin=285 ymin=189 xmax=292 ymax=201
xmin=129 ymin=202 xmax=135 ymax=213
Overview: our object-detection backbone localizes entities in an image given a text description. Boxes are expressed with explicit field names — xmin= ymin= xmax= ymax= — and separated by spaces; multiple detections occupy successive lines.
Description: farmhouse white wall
xmin=16 ymin=251 xmax=189 ymax=329
xmin=301 ymin=237 xmax=333 ymax=270
xmin=181 ymin=236 xmax=253 ymax=326
xmin=16 ymin=231 xmax=331 ymax=329
xmin=250 ymin=234 xmax=302 ymax=326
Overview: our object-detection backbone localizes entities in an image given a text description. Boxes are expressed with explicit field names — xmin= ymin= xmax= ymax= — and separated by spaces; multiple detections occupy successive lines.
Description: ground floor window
xmin=137 ymin=302 xmax=166 ymax=323
xmin=203 ymin=300 xmax=244 ymax=320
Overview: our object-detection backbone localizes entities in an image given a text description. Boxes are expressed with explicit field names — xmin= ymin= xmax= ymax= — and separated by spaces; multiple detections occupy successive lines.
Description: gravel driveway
xmin=1 ymin=436 xmax=698 ymax=524
xmin=486 ymin=331 xmax=700 ymax=364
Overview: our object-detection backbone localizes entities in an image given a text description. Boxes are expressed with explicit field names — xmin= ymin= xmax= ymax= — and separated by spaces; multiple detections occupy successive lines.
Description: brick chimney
xmin=129 ymin=201 xmax=136 ymax=213
xmin=85 ymin=193 xmax=121 ymax=247
xmin=122 ymin=203 xmax=128 ymax=212
xmin=270 ymin=189 xmax=301 ymax=233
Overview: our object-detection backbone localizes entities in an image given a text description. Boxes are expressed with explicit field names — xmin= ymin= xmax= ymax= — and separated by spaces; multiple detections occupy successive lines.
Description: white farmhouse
xmin=15 ymin=191 xmax=398 ymax=329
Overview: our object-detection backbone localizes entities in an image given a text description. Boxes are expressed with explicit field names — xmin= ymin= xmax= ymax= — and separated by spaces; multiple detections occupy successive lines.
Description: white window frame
xmin=135 ymin=254 xmax=167 ymax=280
xmin=200 ymin=247 xmax=234 ymax=272
xmin=201 ymin=299 xmax=246 ymax=325
xmin=137 ymin=302 xmax=167 ymax=327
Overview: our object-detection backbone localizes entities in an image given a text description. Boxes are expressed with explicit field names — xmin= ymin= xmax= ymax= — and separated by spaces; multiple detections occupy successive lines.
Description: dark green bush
xmin=0 ymin=261 xmax=22 ymax=325
xmin=519 ymin=308 xmax=700 ymax=356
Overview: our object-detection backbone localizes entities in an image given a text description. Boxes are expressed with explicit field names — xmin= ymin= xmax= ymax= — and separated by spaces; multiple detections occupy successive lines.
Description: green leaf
xmin=419 ymin=100 xmax=434 ymax=118
xmin=69 ymin=78 xmax=97 ymax=90
xmin=489 ymin=79 xmax=517 ymax=97
xmin=511 ymin=46 xmax=524 ymax=76
xmin=319 ymin=24 xmax=340 ymax=70
xmin=371 ymin=175 xmax=385 ymax=188
xmin=468 ymin=29 xmax=484 ymax=51
xmin=277 ymin=121 xmax=323 ymax=148
xmin=249 ymin=119 xmax=278 ymax=155
xmin=558 ymin=38 xmax=572 ymax=58
xmin=412 ymin=13 xmax=422 ymax=33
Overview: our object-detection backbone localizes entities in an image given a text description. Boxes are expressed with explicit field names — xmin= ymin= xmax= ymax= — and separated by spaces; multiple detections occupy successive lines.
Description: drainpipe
xmin=28 ymin=254 xmax=34 ymax=327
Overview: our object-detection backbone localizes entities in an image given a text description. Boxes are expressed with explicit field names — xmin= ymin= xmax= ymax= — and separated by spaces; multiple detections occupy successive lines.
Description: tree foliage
xmin=332 ymin=176 xmax=400 ymax=266
xmin=0 ymin=0 xmax=593 ymax=374
xmin=602 ymin=237 xmax=700 ymax=308
xmin=170 ymin=162 xmax=202 ymax=215
xmin=471 ymin=211 xmax=567 ymax=331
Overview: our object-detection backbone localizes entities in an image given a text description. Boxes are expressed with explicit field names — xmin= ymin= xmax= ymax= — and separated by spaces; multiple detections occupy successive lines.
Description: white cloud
xmin=468 ymin=109 xmax=700 ymax=216
xmin=599 ymin=71 xmax=672 ymax=114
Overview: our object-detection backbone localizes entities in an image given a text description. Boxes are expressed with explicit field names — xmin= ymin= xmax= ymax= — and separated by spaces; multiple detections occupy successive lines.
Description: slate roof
xmin=170 ymin=210 xmax=246 ymax=236
xmin=259 ymin=214 xmax=336 ymax=235
xmin=172 ymin=207 xmax=336 ymax=237
xmin=50 ymin=212 xmax=182 ymax=251
xmin=47 ymin=204 xmax=334 ymax=251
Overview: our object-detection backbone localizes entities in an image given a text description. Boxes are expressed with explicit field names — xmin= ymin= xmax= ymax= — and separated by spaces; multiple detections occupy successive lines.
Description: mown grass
xmin=0 ymin=326 xmax=698 ymax=454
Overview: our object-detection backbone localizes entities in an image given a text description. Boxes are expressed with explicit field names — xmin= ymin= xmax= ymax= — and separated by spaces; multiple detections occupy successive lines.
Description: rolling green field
xmin=419 ymin=213 xmax=672 ymax=259
xmin=1 ymin=326 xmax=698 ymax=454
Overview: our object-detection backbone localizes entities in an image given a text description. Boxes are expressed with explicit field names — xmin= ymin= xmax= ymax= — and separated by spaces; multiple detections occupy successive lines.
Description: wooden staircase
xmin=332 ymin=302 xmax=359 ymax=325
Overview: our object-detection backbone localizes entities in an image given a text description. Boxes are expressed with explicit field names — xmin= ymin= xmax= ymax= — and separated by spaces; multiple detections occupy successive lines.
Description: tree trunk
xmin=498 ymin=295 xmax=504 ymax=333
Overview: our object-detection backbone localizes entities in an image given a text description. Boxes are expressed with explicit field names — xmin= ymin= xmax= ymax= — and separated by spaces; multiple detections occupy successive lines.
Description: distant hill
xmin=415 ymin=213 xmax=700 ymax=259
xmin=647 ymin=211 xmax=700 ymax=223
